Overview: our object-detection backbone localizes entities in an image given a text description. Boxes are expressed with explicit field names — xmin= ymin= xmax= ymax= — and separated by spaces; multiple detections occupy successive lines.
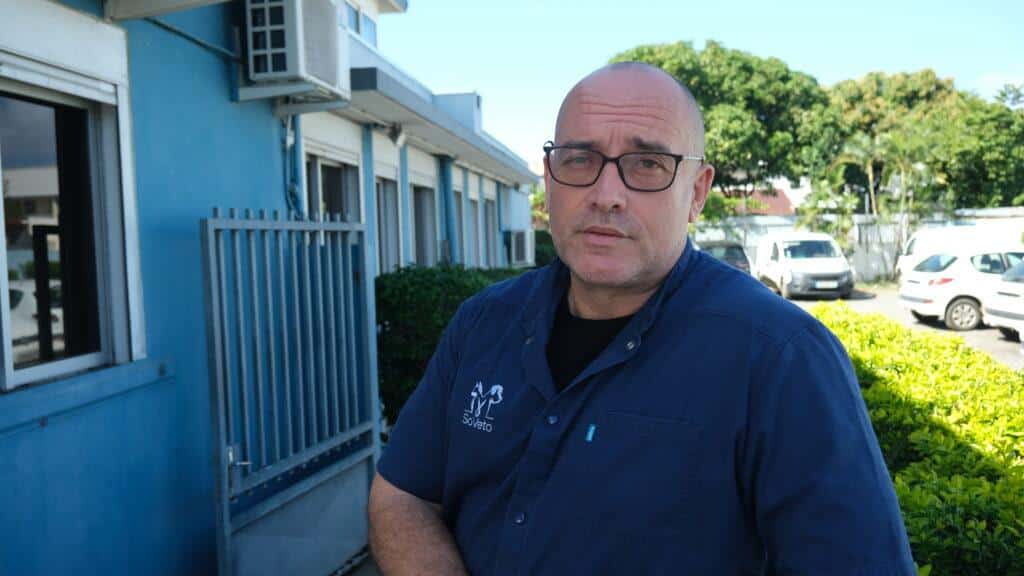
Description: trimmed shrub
xmin=376 ymin=265 xmax=525 ymax=424
xmin=534 ymin=229 xmax=557 ymax=267
xmin=811 ymin=302 xmax=1024 ymax=575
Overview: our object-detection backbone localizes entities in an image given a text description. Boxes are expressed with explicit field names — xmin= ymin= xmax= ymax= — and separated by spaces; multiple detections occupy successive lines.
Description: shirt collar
xmin=520 ymin=238 xmax=697 ymax=341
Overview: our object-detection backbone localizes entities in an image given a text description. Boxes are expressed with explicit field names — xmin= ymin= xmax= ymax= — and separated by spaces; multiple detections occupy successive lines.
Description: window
xmin=376 ymin=177 xmax=400 ymax=273
xmin=1005 ymin=252 xmax=1024 ymax=269
xmin=484 ymin=199 xmax=497 ymax=267
xmin=970 ymin=253 xmax=1006 ymax=275
xmin=360 ymin=14 xmax=378 ymax=47
xmin=0 ymin=84 xmax=134 ymax=389
xmin=468 ymin=199 xmax=480 ymax=266
xmin=345 ymin=2 xmax=360 ymax=32
xmin=915 ymin=254 xmax=957 ymax=273
xmin=413 ymin=186 xmax=437 ymax=266
xmin=306 ymin=155 xmax=360 ymax=223
xmin=0 ymin=0 xmax=141 ymax=392
xmin=1004 ymin=262 xmax=1024 ymax=284
xmin=508 ymin=230 xmax=528 ymax=265
xmin=783 ymin=240 xmax=840 ymax=259
xmin=453 ymin=190 xmax=464 ymax=258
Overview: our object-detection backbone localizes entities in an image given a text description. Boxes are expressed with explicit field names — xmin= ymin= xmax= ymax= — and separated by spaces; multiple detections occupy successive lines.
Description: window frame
xmin=0 ymin=79 xmax=134 ymax=390
xmin=0 ymin=8 xmax=143 ymax=391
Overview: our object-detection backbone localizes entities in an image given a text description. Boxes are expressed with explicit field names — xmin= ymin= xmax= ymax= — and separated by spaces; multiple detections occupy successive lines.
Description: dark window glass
xmin=783 ymin=240 xmax=839 ymax=259
xmin=970 ymin=253 xmax=1006 ymax=275
xmin=0 ymin=92 xmax=101 ymax=369
xmin=345 ymin=3 xmax=359 ymax=32
xmin=914 ymin=254 xmax=957 ymax=272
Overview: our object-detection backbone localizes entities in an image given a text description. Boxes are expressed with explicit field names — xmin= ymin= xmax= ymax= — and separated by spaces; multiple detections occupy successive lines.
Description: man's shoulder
xmin=674 ymin=251 xmax=822 ymax=348
xmin=453 ymin=265 xmax=551 ymax=329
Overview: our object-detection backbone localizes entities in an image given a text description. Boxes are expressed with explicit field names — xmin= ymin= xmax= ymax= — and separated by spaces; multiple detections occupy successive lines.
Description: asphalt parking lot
xmin=792 ymin=285 xmax=1024 ymax=371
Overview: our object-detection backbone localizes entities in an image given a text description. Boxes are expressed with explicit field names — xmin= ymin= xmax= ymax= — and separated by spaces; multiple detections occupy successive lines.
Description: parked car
xmin=700 ymin=240 xmax=752 ymax=273
xmin=898 ymin=243 xmax=1024 ymax=330
xmin=754 ymin=231 xmax=855 ymax=299
xmin=981 ymin=261 xmax=1024 ymax=341
xmin=895 ymin=226 xmax=979 ymax=280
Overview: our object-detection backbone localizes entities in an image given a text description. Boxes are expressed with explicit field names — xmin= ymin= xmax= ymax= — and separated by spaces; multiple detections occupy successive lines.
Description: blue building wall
xmin=0 ymin=3 xmax=287 ymax=573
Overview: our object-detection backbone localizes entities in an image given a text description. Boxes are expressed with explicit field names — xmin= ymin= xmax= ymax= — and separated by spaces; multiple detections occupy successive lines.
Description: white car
xmin=898 ymin=244 xmax=1024 ymax=330
xmin=754 ymin=231 xmax=855 ymax=299
xmin=981 ymin=262 xmax=1024 ymax=340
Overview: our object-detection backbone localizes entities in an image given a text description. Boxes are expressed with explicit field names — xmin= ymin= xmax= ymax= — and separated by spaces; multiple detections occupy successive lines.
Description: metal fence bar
xmin=301 ymin=228 xmax=316 ymax=446
xmin=289 ymin=228 xmax=307 ymax=451
xmin=323 ymin=217 xmax=340 ymax=437
xmin=313 ymin=217 xmax=329 ymax=441
xmin=260 ymin=210 xmax=281 ymax=465
xmin=344 ymin=232 xmax=359 ymax=426
xmin=334 ymin=228 xmax=351 ymax=433
xmin=205 ymin=217 xmax=365 ymax=233
xmin=214 ymin=209 xmax=235 ymax=457
xmin=230 ymin=209 xmax=252 ymax=476
xmin=246 ymin=209 xmax=267 ymax=470
xmin=275 ymin=211 xmax=293 ymax=460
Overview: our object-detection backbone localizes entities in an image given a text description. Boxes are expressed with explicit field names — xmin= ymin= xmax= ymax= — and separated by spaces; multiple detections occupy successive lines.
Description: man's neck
xmin=566 ymin=275 xmax=662 ymax=320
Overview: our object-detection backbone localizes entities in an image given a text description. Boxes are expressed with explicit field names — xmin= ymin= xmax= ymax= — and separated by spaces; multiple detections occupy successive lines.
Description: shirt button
xmin=525 ymin=336 xmax=534 ymax=345
xmin=514 ymin=512 xmax=526 ymax=525
xmin=547 ymin=414 xmax=559 ymax=425
xmin=626 ymin=340 xmax=636 ymax=351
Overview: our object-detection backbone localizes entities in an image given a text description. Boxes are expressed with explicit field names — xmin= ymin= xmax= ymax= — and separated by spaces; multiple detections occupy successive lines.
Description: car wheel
xmin=910 ymin=311 xmax=930 ymax=323
xmin=998 ymin=327 xmax=1020 ymax=342
xmin=944 ymin=298 xmax=981 ymax=331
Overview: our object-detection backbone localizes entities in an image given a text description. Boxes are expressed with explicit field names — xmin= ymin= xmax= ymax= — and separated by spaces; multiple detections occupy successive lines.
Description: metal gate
xmin=201 ymin=208 xmax=380 ymax=575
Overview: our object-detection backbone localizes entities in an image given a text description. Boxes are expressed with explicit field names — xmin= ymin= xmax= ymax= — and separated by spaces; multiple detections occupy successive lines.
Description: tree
xmin=997 ymin=83 xmax=1024 ymax=109
xmin=529 ymin=185 xmax=548 ymax=229
xmin=611 ymin=41 xmax=827 ymax=207
xmin=832 ymin=132 xmax=885 ymax=216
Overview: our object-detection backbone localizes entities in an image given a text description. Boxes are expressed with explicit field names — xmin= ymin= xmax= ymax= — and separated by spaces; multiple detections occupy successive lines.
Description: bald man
xmin=368 ymin=63 xmax=915 ymax=575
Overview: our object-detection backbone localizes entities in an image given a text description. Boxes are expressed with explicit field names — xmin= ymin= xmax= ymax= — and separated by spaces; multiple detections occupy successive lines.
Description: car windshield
xmin=914 ymin=254 xmax=957 ymax=272
xmin=783 ymin=240 xmax=839 ymax=259
xmin=707 ymin=245 xmax=747 ymax=261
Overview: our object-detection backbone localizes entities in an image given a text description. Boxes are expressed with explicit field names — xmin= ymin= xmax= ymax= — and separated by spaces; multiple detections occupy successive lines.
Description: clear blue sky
xmin=376 ymin=0 xmax=1023 ymax=173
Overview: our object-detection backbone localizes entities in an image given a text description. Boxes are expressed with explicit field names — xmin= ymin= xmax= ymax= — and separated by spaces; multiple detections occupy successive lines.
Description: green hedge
xmin=534 ymin=229 xmax=557 ymax=267
xmin=811 ymin=303 xmax=1024 ymax=575
xmin=376 ymin=265 xmax=525 ymax=425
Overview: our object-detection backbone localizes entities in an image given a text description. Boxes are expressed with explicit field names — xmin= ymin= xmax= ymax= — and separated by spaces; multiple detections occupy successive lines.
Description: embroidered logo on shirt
xmin=462 ymin=381 xmax=503 ymax=432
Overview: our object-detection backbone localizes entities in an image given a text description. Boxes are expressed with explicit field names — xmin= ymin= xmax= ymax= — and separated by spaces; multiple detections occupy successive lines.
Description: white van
xmin=755 ymin=231 xmax=855 ymax=299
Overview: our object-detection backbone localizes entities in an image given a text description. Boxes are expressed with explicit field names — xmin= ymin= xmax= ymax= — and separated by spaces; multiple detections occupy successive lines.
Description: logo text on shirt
xmin=463 ymin=381 xmax=503 ymax=432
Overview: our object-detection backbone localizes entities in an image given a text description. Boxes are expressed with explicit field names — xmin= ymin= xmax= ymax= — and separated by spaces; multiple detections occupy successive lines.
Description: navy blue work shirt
xmin=378 ymin=241 xmax=915 ymax=575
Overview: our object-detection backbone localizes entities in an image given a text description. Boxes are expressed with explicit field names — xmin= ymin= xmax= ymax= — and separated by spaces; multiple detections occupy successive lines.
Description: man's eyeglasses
xmin=543 ymin=141 xmax=704 ymax=192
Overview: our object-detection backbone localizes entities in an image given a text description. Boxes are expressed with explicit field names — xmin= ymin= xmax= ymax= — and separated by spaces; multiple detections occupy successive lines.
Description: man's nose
xmin=587 ymin=160 xmax=628 ymax=212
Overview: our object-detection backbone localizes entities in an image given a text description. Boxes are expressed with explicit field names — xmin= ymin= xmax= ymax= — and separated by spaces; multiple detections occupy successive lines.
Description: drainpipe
xmin=292 ymin=114 xmax=306 ymax=217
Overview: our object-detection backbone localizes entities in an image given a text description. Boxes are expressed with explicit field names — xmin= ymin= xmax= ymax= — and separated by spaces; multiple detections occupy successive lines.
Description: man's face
xmin=545 ymin=69 xmax=714 ymax=291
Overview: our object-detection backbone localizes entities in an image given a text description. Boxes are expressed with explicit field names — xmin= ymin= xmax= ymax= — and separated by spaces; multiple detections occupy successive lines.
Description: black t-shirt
xmin=546 ymin=292 xmax=634 ymax=392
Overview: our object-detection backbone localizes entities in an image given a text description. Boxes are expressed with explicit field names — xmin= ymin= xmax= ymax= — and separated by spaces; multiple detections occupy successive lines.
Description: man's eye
xmin=562 ymin=154 xmax=593 ymax=166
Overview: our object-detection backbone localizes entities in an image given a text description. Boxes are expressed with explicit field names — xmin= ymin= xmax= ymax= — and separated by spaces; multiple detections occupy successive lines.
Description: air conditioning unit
xmin=242 ymin=0 xmax=350 ymax=102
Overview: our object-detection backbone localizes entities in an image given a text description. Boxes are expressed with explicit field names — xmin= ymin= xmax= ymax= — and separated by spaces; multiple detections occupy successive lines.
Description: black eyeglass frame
xmin=543 ymin=140 xmax=705 ymax=192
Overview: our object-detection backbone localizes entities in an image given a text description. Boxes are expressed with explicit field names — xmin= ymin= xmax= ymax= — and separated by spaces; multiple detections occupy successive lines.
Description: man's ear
xmin=688 ymin=164 xmax=715 ymax=222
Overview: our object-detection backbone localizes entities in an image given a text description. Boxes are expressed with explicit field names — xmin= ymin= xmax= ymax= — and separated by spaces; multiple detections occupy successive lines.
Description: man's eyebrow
xmin=631 ymin=138 xmax=672 ymax=153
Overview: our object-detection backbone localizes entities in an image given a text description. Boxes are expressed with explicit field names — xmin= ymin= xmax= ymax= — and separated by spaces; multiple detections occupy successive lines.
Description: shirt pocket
xmin=576 ymin=411 xmax=704 ymax=532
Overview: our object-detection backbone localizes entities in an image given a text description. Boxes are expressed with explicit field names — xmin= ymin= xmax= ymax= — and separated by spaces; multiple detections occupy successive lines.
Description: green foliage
xmin=529 ymin=184 xmax=549 ymax=229
xmin=610 ymin=40 xmax=827 ymax=195
xmin=8 ymin=268 xmax=19 ymax=281
xmin=812 ymin=303 xmax=1024 ymax=574
xmin=376 ymin=265 xmax=524 ymax=424
xmin=533 ymin=229 xmax=557 ymax=267
xmin=20 ymin=260 xmax=60 ymax=279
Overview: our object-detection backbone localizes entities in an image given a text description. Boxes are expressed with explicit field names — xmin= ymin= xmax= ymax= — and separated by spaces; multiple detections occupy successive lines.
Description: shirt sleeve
xmin=742 ymin=321 xmax=917 ymax=575
xmin=376 ymin=298 xmax=481 ymax=503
